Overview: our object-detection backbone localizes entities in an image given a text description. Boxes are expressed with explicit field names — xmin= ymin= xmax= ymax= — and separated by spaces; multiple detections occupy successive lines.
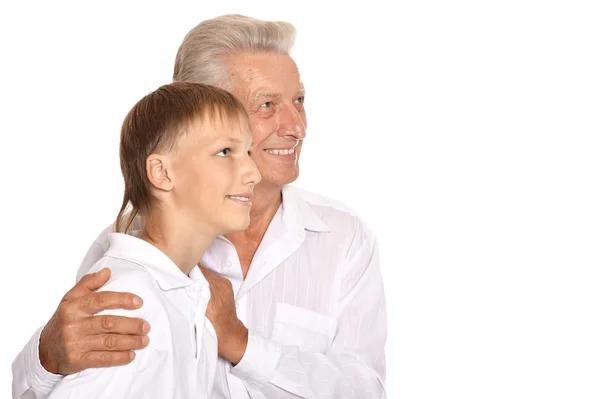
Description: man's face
xmin=226 ymin=52 xmax=307 ymax=190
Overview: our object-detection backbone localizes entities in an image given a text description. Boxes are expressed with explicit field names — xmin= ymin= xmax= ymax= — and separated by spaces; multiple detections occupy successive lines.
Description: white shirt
xmin=31 ymin=233 xmax=216 ymax=399
xmin=13 ymin=185 xmax=387 ymax=398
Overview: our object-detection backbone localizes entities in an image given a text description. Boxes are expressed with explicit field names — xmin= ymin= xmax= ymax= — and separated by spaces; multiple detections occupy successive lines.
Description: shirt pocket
xmin=271 ymin=302 xmax=338 ymax=353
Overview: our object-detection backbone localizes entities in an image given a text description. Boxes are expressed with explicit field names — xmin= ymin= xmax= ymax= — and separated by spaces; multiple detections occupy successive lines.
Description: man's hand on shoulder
xmin=39 ymin=268 xmax=151 ymax=375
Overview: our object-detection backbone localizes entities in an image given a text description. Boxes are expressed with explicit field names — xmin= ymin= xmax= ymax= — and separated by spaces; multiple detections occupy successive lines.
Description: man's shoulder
xmin=288 ymin=185 xmax=375 ymax=237
xmin=290 ymin=185 xmax=359 ymax=217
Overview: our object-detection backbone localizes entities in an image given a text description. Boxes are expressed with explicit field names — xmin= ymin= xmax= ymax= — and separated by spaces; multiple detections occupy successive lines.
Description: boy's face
xmin=166 ymin=112 xmax=261 ymax=235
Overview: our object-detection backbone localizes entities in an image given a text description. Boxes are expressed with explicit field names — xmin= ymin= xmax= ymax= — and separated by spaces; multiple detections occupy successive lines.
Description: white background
xmin=1 ymin=0 xmax=599 ymax=398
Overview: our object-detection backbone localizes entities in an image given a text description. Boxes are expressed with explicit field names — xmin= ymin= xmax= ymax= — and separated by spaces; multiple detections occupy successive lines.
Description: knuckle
xmin=94 ymin=293 xmax=109 ymax=308
xmin=101 ymin=315 xmax=116 ymax=330
xmin=100 ymin=352 xmax=112 ymax=364
xmin=104 ymin=334 xmax=118 ymax=350
xmin=57 ymin=302 xmax=71 ymax=320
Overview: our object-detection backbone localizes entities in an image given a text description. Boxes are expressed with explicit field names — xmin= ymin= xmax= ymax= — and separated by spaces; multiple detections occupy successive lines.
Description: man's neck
xmin=225 ymin=183 xmax=283 ymax=246
xmin=224 ymin=184 xmax=283 ymax=278
xmin=141 ymin=209 xmax=214 ymax=276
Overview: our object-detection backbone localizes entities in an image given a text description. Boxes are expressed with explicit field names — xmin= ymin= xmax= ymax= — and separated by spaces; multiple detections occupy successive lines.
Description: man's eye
xmin=296 ymin=96 xmax=305 ymax=103
xmin=261 ymin=101 xmax=273 ymax=108
xmin=217 ymin=148 xmax=231 ymax=157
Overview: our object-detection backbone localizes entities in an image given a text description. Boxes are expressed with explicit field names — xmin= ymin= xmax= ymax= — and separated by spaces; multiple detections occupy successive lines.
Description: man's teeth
xmin=228 ymin=196 xmax=250 ymax=202
xmin=265 ymin=148 xmax=295 ymax=155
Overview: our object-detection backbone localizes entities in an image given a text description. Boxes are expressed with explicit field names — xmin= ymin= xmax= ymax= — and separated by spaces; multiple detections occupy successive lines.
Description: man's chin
xmin=274 ymin=169 xmax=300 ymax=187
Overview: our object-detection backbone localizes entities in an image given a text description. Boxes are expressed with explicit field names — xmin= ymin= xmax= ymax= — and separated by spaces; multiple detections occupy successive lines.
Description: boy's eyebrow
xmin=218 ymin=137 xmax=254 ymax=147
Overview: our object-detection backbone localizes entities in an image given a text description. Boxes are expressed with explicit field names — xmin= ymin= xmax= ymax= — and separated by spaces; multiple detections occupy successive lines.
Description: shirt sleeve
xmin=45 ymin=355 xmax=139 ymax=399
xmin=12 ymin=326 xmax=63 ymax=399
xmin=231 ymin=221 xmax=387 ymax=398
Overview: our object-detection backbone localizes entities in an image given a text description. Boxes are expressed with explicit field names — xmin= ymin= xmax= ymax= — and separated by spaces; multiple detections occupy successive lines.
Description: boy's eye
xmin=217 ymin=148 xmax=231 ymax=157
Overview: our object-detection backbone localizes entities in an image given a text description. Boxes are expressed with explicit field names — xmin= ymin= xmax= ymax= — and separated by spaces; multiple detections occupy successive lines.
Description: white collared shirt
xmin=13 ymin=185 xmax=386 ymax=399
xmin=41 ymin=233 xmax=217 ymax=399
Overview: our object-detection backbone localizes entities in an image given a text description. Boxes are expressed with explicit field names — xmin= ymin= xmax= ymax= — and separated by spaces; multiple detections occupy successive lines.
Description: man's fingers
xmin=84 ymin=333 xmax=150 ymax=352
xmin=81 ymin=314 xmax=150 ymax=335
xmin=62 ymin=268 xmax=111 ymax=302
xmin=198 ymin=265 xmax=213 ymax=278
xmin=198 ymin=265 xmax=224 ymax=282
xmin=80 ymin=350 xmax=136 ymax=369
xmin=80 ymin=291 xmax=143 ymax=314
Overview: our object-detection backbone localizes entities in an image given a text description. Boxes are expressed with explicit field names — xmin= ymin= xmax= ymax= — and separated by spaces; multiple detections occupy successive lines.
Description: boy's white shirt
xmin=46 ymin=232 xmax=217 ymax=399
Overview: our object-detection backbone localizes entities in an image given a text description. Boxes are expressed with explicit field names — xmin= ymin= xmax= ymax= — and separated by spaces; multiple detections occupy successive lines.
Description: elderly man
xmin=12 ymin=14 xmax=387 ymax=398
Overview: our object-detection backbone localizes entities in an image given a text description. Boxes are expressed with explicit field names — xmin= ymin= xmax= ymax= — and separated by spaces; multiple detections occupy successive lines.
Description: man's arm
xmin=12 ymin=228 xmax=150 ymax=399
xmin=203 ymin=222 xmax=387 ymax=398
xmin=44 ymin=270 xmax=159 ymax=399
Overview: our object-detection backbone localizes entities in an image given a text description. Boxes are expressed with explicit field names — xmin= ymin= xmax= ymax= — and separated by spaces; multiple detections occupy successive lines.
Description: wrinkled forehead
xmin=226 ymin=52 xmax=303 ymax=96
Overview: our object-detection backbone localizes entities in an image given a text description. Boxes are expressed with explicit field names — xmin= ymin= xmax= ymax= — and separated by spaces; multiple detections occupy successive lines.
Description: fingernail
xmin=133 ymin=296 xmax=142 ymax=306
xmin=142 ymin=336 xmax=150 ymax=346
xmin=142 ymin=321 xmax=151 ymax=333
xmin=129 ymin=351 xmax=136 ymax=360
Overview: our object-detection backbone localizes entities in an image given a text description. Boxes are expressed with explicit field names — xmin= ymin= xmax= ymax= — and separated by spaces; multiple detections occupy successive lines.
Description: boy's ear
xmin=146 ymin=154 xmax=174 ymax=191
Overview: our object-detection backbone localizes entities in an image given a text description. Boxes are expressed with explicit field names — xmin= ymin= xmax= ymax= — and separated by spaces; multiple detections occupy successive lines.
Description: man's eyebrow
xmin=255 ymin=91 xmax=281 ymax=99
xmin=251 ymin=88 xmax=305 ymax=102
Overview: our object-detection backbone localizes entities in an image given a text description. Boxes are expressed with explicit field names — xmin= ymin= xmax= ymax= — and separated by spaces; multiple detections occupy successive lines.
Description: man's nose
xmin=277 ymin=105 xmax=306 ymax=140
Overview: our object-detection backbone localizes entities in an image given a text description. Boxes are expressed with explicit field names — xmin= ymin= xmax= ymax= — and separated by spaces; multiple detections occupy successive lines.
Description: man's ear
xmin=146 ymin=154 xmax=174 ymax=191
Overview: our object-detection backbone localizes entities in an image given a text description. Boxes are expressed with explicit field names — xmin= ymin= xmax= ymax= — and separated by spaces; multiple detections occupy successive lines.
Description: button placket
xmin=186 ymin=280 xmax=208 ymax=360
xmin=235 ymin=295 xmax=247 ymax=324
xmin=194 ymin=314 xmax=203 ymax=362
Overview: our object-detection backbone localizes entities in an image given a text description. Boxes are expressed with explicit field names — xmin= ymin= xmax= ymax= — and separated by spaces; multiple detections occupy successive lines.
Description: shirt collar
xmin=282 ymin=185 xmax=331 ymax=233
xmin=106 ymin=233 xmax=206 ymax=291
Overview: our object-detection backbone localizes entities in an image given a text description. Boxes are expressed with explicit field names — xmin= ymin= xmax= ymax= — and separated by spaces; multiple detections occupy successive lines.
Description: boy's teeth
xmin=229 ymin=196 xmax=249 ymax=201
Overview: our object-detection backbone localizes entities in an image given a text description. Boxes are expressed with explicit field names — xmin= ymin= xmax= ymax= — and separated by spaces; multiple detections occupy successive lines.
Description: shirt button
xmin=226 ymin=261 xmax=232 ymax=268
xmin=186 ymin=284 xmax=202 ymax=301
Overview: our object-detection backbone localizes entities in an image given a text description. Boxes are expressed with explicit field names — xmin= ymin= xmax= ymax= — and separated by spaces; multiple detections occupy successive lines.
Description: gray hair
xmin=173 ymin=14 xmax=296 ymax=89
